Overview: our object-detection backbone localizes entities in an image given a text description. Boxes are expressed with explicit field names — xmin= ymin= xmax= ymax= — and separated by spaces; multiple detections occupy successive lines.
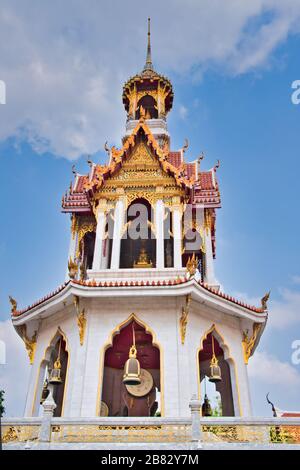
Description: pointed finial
xmin=144 ymin=17 xmax=153 ymax=71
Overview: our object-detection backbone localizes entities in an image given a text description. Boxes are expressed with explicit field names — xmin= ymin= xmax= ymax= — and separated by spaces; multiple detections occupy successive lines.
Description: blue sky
xmin=0 ymin=1 xmax=300 ymax=417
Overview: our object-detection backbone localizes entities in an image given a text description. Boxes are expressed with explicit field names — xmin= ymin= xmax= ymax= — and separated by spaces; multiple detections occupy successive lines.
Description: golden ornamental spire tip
xmin=144 ymin=17 xmax=153 ymax=71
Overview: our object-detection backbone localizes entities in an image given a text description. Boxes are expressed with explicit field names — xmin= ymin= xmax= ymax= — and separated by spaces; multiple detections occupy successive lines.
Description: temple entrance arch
xmin=120 ymin=198 xmax=156 ymax=268
xmin=32 ymin=328 xmax=69 ymax=417
xmin=198 ymin=326 xmax=239 ymax=416
xmin=100 ymin=316 xmax=161 ymax=417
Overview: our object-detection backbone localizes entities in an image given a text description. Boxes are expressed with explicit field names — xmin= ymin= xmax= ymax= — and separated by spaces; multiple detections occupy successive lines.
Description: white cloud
xmin=269 ymin=288 xmax=300 ymax=329
xmin=291 ymin=275 xmax=300 ymax=285
xmin=232 ymin=284 xmax=300 ymax=330
xmin=0 ymin=0 xmax=300 ymax=158
xmin=179 ymin=105 xmax=188 ymax=120
xmin=0 ymin=320 xmax=30 ymax=417
xmin=248 ymin=350 xmax=300 ymax=386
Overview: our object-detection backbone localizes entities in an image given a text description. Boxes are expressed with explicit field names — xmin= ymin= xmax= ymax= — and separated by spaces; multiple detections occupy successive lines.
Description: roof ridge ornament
xmin=143 ymin=17 xmax=153 ymax=71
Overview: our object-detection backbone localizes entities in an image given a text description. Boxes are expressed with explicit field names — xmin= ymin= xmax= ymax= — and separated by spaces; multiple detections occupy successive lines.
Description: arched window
xmin=120 ymin=198 xmax=156 ymax=268
xmin=100 ymin=319 xmax=161 ymax=417
xmin=33 ymin=330 xmax=69 ymax=417
xmin=136 ymin=95 xmax=158 ymax=119
xmin=199 ymin=330 xmax=235 ymax=416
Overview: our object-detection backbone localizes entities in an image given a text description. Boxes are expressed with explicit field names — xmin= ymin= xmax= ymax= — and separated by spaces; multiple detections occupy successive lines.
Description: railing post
xmin=189 ymin=394 xmax=202 ymax=443
xmin=39 ymin=388 xmax=56 ymax=443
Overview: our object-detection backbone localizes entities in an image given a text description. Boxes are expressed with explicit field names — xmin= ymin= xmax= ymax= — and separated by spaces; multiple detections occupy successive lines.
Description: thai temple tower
xmin=11 ymin=20 xmax=268 ymax=419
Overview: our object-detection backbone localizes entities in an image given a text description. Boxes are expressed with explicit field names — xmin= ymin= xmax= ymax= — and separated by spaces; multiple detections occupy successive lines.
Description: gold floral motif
xmin=179 ymin=294 xmax=191 ymax=345
xmin=3 ymin=426 xmax=19 ymax=442
xmin=19 ymin=325 xmax=37 ymax=365
xmin=204 ymin=209 xmax=212 ymax=234
xmin=202 ymin=424 xmax=300 ymax=444
xmin=76 ymin=218 xmax=97 ymax=258
xmin=2 ymin=425 xmax=40 ymax=443
xmin=74 ymin=295 xmax=86 ymax=346
xmin=242 ymin=323 xmax=262 ymax=365
xmin=77 ymin=309 xmax=87 ymax=346
xmin=51 ymin=424 xmax=191 ymax=443
xmin=71 ymin=214 xmax=78 ymax=240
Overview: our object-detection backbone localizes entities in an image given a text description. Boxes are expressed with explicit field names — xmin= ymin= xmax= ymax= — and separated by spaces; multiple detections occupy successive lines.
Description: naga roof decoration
xmin=84 ymin=118 xmax=192 ymax=194
xmin=62 ymin=119 xmax=221 ymax=213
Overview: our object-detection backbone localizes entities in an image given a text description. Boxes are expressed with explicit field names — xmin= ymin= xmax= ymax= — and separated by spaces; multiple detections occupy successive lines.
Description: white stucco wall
xmin=24 ymin=294 xmax=253 ymax=419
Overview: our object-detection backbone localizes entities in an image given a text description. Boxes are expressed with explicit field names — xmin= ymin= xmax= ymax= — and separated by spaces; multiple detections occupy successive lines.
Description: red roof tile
xmin=199 ymin=171 xmax=215 ymax=190
xmin=12 ymin=277 xmax=265 ymax=317
xmin=185 ymin=162 xmax=197 ymax=180
xmin=167 ymin=151 xmax=182 ymax=168
xmin=74 ymin=175 xmax=88 ymax=193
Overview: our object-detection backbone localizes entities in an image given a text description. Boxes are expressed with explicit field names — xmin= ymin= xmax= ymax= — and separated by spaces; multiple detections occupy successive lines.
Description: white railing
xmin=2 ymin=398 xmax=300 ymax=446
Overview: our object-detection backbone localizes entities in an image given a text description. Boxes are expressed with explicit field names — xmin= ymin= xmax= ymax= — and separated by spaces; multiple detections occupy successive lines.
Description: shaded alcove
xmin=136 ymin=95 xmax=158 ymax=119
xmin=101 ymin=320 xmax=161 ymax=417
xmin=120 ymin=198 xmax=156 ymax=268
xmin=34 ymin=330 xmax=68 ymax=417
xmin=199 ymin=332 xmax=235 ymax=416
xmin=182 ymin=228 xmax=205 ymax=279
xmin=164 ymin=207 xmax=174 ymax=267
xmin=81 ymin=231 xmax=96 ymax=270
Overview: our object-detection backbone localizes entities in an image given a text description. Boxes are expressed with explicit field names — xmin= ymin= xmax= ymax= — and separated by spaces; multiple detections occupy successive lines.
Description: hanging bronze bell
xmin=209 ymin=354 xmax=222 ymax=383
xmin=202 ymin=393 xmax=212 ymax=416
xmin=49 ymin=357 xmax=63 ymax=385
xmin=123 ymin=345 xmax=141 ymax=386
xmin=40 ymin=380 xmax=49 ymax=404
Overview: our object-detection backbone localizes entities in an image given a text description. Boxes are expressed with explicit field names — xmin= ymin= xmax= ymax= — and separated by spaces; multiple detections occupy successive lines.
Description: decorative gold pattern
xmin=19 ymin=325 xmax=37 ymax=365
xmin=202 ymin=424 xmax=300 ymax=444
xmin=77 ymin=309 xmax=87 ymax=346
xmin=204 ymin=209 xmax=212 ymax=234
xmin=68 ymin=257 xmax=78 ymax=279
xmin=179 ymin=294 xmax=191 ymax=345
xmin=242 ymin=323 xmax=262 ymax=365
xmin=71 ymin=214 xmax=78 ymax=240
xmin=51 ymin=424 xmax=191 ymax=443
xmin=2 ymin=425 xmax=40 ymax=443
xmin=76 ymin=218 xmax=97 ymax=258
xmin=186 ymin=253 xmax=198 ymax=277
xmin=3 ymin=422 xmax=300 ymax=445
xmin=73 ymin=295 xmax=87 ymax=346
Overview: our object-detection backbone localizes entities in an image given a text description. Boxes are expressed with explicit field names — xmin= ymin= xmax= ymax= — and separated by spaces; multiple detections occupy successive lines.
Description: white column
xmin=204 ymin=228 xmax=216 ymax=285
xmin=110 ymin=198 xmax=125 ymax=269
xmin=172 ymin=206 xmax=182 ymax=269
xmin=92 ymin=201 xmax=107 ymax=271
xmin=155 ymin=199 xmax=164 ymax=269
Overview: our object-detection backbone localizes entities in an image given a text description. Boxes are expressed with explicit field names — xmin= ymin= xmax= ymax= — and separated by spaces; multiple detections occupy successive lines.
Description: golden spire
xmin=144 ymin=17 xmax=153 ymax=71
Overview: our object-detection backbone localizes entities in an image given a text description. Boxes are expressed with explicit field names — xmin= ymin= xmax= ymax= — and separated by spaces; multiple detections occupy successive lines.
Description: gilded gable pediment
xmin=103 ymin=142 xmax=178 ymax=189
